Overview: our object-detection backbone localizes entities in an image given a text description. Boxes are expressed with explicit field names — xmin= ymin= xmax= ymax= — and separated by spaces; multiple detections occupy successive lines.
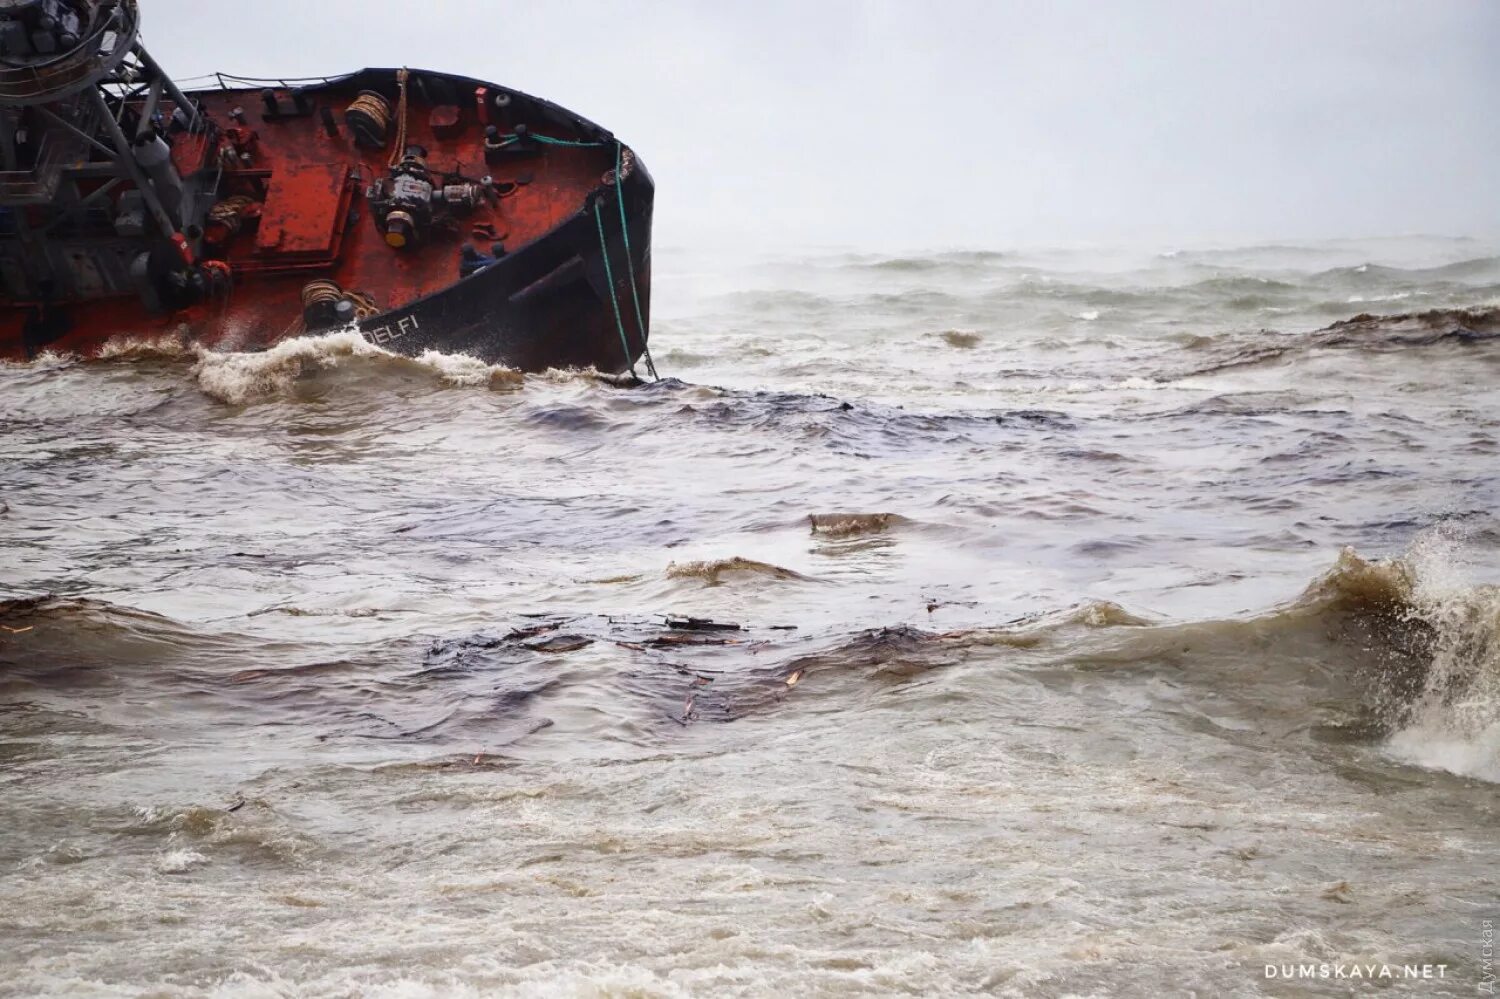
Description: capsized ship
xmin=0 ymin=0 xmax=655 ymax=375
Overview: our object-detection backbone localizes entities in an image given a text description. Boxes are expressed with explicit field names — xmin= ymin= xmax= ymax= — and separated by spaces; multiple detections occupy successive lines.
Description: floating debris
xmin=506 ymin=622 xmax=563 ymax=641
xmin=525 ymin=635 xmax=594 ymax=654
xmin=808 ymin=512 xmax=904 ymax=537
xmin=649 ymin=634 xmax=741 ymax=648
xmin=665 ymin=616 xmax=742 ymax=632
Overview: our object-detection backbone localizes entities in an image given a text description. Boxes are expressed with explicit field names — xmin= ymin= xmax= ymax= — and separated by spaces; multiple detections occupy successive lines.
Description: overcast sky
xmin=143 ymin=0 xmax=1499 ymax=250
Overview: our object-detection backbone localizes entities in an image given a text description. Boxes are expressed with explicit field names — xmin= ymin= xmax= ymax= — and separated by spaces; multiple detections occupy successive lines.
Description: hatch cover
xmin=255 ymin=162 xmax=353 ymax=260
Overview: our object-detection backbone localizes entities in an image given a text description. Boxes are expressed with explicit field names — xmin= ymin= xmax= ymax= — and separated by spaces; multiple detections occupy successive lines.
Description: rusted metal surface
xmin=253 ymin=161 xmax=352 ymax=260
xmin=0 ymin=68 xmax=650 ymax=370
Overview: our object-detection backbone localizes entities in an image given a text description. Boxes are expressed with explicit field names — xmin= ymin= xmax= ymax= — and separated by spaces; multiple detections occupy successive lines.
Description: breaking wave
xmin=5 ymin=531 xmax=1497 ymax=786
xmin=1138 ymin=536 xmax=1500 ymax=784
xmin=95 ymin=333 xmax=196 ymax=362
xmin=721 ymin=537 xmax=1500 ymax=784
xmin=1360 ymin=531 xmax=1500 ymax=782
xmin=35 ymin=329 xmax=525 ymax=405
xmin=188 ymin=331 xmax=523 ymax=404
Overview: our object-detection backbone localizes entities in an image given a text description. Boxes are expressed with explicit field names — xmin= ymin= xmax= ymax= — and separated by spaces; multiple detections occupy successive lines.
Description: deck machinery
xmin=0 ymin=0 xmax=656 ymax=373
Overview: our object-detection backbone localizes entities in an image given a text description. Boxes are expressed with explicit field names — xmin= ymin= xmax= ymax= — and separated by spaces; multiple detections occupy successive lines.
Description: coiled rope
xmin=344 ymin=290 xmax=382 ymax=321
xmin=345 ymin=91 xmax=392 ymax=144
xmin=345 ymin=93 xmax=390 ymax=130
xmin=344 ymin=69 xmax=408 ymax=157
xmin=207 ymin=195 xmax=255 ymax=238
xmin=301 ymin=280 xmax=382 ymax=322
xmin=301 ymin=278 xmax=343 ymax=311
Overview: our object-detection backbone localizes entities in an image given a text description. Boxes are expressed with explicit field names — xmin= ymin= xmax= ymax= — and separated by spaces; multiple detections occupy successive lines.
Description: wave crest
xmin=1277 ymin=537 xmax=1500 ymax=782
xmin=1362 ymin=534 xmax=1500 ymax=782
xmin=189 ymin=331 xmax=522 ymax=404
xmin=664 ymin=557 xmax=815 ymax=586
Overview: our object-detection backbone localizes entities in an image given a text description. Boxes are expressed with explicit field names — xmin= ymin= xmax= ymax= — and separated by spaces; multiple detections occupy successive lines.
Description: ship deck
xmin=0 ymin=68 xmax=617 ymax=359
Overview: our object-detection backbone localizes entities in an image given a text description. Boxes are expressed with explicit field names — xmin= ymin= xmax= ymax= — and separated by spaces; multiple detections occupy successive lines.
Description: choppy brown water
xmin=2 ymin=237 xmax=1499 ymax=996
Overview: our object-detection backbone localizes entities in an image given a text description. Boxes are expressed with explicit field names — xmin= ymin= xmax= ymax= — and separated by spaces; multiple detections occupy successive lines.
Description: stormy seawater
xmin=2 ymin=234 xmax=1499 ymax=997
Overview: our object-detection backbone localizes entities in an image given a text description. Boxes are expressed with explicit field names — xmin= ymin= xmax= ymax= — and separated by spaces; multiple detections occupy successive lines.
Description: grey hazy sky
xmin=144 ymin=0 xmax=1498 ymax=249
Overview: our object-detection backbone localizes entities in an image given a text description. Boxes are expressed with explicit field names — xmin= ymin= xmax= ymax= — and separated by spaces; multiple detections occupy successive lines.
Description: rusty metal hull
xmin=357 ymin=146 xmax=654 ymax=373
xmin=0 ymin=67 xmax=655 ymax=373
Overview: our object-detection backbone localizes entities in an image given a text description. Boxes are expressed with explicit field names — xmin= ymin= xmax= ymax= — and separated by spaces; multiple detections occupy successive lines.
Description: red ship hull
xmin=0 ymin=67 xmax=654 ymax=374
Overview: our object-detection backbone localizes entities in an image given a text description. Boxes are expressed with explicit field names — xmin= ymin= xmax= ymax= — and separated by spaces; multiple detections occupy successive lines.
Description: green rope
xmin=530 ymin=134 xmax=607 ymax=148
xmin=507 ymin=130 xmax=655 ymax=380
xmin=491 ymin=133 xmax=605 ymax=151
xmin=613 ymin=141 xmax=658 ymax=380
xmin=593 ymin=198 xmax=637 ymax=378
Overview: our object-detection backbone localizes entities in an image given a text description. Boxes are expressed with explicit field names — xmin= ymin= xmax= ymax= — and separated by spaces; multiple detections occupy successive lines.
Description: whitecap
xmin=155 ymin=848 xmax=209 ymax=873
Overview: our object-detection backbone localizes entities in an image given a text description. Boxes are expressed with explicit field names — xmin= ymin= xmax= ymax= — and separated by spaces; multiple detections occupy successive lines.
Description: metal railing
xmin=165 ymin=71 xmax=354 ymax=95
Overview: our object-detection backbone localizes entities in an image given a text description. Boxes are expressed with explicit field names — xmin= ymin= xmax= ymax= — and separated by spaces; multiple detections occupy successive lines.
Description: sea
xmin=1 ymin=235 xmax=1498 ymax=997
